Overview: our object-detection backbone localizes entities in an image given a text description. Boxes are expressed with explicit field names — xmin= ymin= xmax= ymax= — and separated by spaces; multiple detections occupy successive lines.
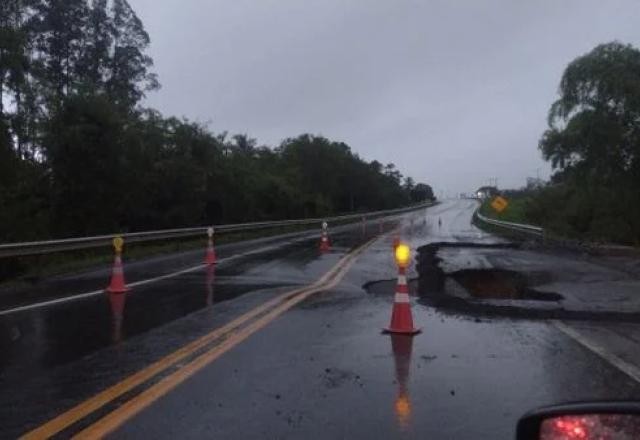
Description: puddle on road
xmin=450 ymin=269 xmax=562 ymax=301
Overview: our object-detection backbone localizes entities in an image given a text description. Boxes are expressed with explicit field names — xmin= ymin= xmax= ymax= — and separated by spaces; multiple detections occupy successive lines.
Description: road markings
xmin=23 ymin=235 xmax=379 ymax=439
xmin=0 ymin=236 xmax=314 ymax=317
xmin=20 ymin=291 xmax=294 ymax=440
xmin=0 ymin=265 xmax=204 ymax=317
xmin=75 ymin=269 xmax=352 ymax=439
xmin=553 ymin=321 xmax=640 ymax=384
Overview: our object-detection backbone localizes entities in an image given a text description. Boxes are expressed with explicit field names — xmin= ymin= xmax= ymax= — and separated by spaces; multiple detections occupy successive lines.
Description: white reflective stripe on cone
xmin=397 ymin=275 xmax=407 ymax=285
xmin=394 ymin=293 xmax=410 ymax=303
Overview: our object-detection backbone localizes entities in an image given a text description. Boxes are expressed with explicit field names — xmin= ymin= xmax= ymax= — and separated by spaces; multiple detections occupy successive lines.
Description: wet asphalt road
xmin=0 ymin=216 xmax=394 ymax=437
xmin=3 ymin=200 xmax=640 ymax=439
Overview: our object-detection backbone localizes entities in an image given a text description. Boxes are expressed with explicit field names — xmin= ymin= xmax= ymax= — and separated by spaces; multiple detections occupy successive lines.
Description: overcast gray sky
xmin=129 ymin=0 xmax=640 ymax=196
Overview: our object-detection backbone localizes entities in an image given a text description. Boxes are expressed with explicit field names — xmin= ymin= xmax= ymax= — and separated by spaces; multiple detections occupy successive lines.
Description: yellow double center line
xmin=23 ymin=235 xmax=378 ymax=439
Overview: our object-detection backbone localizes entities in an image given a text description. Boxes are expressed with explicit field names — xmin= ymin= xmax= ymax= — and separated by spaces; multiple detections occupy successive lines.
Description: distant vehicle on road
xmin=476 ymin=185 xmax=499 ymax=199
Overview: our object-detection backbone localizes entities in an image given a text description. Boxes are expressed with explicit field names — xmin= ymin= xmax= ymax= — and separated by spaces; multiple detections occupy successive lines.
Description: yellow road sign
xmin=490 ymin=196 xmax=508 ymax=213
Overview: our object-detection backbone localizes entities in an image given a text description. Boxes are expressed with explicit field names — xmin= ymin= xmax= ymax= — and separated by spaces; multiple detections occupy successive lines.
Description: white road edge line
xmin=0 ymin=239 xmax=309 ymax=317
xmin=553 ymin=320 xmax=640 ymax=384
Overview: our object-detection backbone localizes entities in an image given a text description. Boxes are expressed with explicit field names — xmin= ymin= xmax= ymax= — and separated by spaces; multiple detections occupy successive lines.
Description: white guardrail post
xmin=0 ymin=202 xmax=435 ymax=258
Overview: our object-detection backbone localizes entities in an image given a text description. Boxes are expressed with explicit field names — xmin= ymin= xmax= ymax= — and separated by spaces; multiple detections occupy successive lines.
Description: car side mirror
xmin=517 ymin=401 xmax=640 ymax=439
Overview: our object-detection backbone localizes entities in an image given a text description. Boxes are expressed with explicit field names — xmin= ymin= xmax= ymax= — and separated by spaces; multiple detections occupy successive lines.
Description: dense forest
xmin=0 ymin=0 xmax=433 ymax=243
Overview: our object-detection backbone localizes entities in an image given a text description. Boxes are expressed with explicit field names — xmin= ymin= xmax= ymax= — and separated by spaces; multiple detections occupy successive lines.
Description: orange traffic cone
xmin=384 ymin=243 xmax=420 ymax=334
xmin=106 ymin=250 xmax=129 ymax=293
xmin=319 ymin=222 xmax=331 ymax=252
xmin=205 ymin=227 xmax=217 ymax=265
xmin=319 ymin=232 xmax=330 ymax=252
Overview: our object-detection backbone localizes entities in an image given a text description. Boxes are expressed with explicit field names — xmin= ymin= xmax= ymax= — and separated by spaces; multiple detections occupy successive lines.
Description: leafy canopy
xmin=540 ymin=41 xmax=640 ymax=183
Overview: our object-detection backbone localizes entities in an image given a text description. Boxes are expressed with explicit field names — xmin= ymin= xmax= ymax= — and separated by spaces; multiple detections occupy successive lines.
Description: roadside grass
xmin=478 ymin=196 xmax=532 ymax=224
xmin=476 ymin=195 xmax=640 ymax=252
xmin=474 ymin=195 xmax=544 ymax=242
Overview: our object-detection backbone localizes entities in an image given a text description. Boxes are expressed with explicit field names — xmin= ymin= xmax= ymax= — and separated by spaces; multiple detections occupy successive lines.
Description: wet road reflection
xmin=205 ymin=265 xmax=215 ymax=307
xmin=0 ymin=224 xmax=379 ymax=388
xmin=390 ymin=334 xmax=416 ymax=431
xmin=108 ymin=292 xmax=126 ymax=344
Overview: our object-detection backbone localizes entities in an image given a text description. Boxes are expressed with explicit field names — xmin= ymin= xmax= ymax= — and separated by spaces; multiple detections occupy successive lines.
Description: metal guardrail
xmin=475 ymin=210 xmax=544 ymax=238
xmin=475 ymin=207 xmax=640 ymax=256
xmin=0 ymin=202 xmax=434 ymax=258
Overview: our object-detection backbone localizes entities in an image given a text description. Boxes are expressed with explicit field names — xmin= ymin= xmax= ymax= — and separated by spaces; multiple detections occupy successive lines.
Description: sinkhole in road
xmin=449 ymin=269 xmax=562 ymax=301
xmin=412 ymin=242 xmax=563 ymax=307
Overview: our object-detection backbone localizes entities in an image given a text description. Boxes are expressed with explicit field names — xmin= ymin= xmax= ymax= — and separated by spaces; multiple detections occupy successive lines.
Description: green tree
xmin=535 ymin=41 xmax=640 ymax=244
xmin=231 ymin=133 xmax=257 ymax=155
xmin=0 ymin=0 xmax=22 ymax=118
xmin=0 ymin=0 xmax=38 ymax=156
xmin=77 ymin=0 xmax=111 ymax=91
xmin=32 ymin=0 xmax=89 ymax=108
xmin=107 ymin=0 xmax=158 ymax=110
xmin=541 ymin=42 xmax=640 ymax=182
xmin=403 ymin=176 xmax=415 ymax=192
xmin=44 ymin=93 xmax=127 ymax=235
xmin=411 ymin=183 xmax=434 ymax=202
